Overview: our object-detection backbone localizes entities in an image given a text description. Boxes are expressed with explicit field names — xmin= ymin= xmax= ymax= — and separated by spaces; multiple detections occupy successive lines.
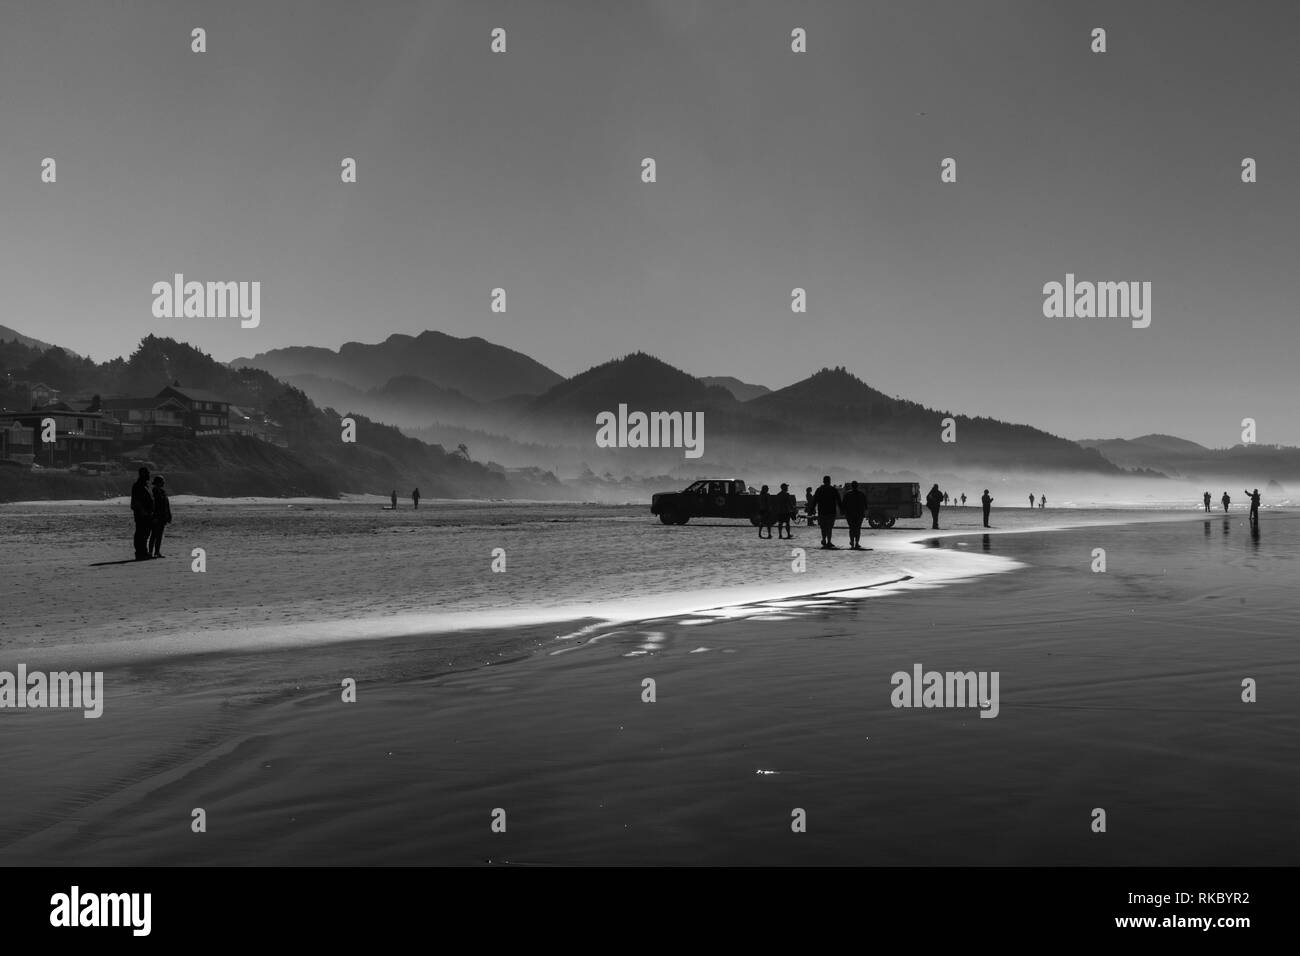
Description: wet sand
xmin=2 ymin=506 xmax=1294 ymax=865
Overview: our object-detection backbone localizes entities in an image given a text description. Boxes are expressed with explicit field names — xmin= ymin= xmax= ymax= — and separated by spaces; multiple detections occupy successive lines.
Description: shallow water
xmin=0 ymin=500 xmax=1206 ymax=662
xmin=1 ymin=508 xmax=1293 ymax=865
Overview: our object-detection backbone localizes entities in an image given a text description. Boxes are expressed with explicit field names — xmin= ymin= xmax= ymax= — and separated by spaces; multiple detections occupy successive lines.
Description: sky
xmin=1 ymin=0 xmax=1296 ymax=447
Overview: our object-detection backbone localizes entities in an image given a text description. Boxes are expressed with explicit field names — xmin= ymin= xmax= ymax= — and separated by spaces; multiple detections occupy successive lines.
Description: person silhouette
xmin=1040 ymin=494 xmax=1046 ymax=509
xmin=1203 ymin=491 xmax=1211 ymax=513
xmin=843 ymin=480 xmax=868 ymax=549
xmin=148 ymin=475 xmax=172 ymax=558
xmin=960 ymin=493 xmax=967 ymax=507
xmin=412 ymin=488 xmax=421 ymax=510
xmin=1028 ymin=493 xmax=1035 ymax=509
xmin=805 ymin=486 xmax=815 ymax=526
xmin=981 ymin=489 xmax=993 ymax=527
xmin=1244 ymin=488 xmax=1260 ymax=525
xmin=775 ymin=483 xmax=795 ymax=539
xmin=130 ymin=467 xmax=154 ymax=560
xmin=813 ymin=476 xmax=842 ymax=548
xmin=757 ymin=485 xmax=773 ymax=539
xmin=1221 ymin=492 xmax=1230 ymax=513
xmin=926 ymin=484 xmax=943 ymax=529
xmin=391 ymin=489 xmax=398 ymax=510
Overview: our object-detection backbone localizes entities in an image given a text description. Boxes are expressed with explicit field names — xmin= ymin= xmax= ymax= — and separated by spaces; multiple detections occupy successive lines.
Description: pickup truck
xmin=651 ymin=478 xmax=794 ymax=525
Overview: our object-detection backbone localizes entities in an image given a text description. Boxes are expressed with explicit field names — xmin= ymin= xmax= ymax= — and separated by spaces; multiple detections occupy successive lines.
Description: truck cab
xmin=651 ymin=478 xmax=769 ymax=525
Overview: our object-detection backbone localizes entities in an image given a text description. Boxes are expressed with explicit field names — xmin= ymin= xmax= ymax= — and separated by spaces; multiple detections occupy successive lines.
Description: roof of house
xmin=103 ymin=396 xmax=187 ymax=410
xmin=158 ymin=385 xmax=231 ymax=405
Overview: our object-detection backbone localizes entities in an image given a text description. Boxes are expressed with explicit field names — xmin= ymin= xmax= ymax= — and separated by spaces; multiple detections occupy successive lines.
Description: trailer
xmin=806 ymin=482 xmax=923 ymax=529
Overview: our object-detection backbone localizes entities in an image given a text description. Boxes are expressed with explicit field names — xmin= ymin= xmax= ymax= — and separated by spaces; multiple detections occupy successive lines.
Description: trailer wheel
xmin=885 ymin=517 xmax=896 ymax=529
xmin=749 ymin=515 xmax=761 ymax=526
xmin=867 ymin=514 xmax=882 ymax=529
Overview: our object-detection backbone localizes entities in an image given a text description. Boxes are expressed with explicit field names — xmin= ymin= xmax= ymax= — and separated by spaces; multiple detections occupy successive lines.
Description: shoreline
xmin=1 ymin=507 xmax=1228 ymax=671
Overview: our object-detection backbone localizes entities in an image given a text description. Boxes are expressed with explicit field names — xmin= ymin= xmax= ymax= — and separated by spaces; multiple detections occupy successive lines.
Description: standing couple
xmin=130 ymin=466 xmax=173 ymax=560
xmin=811 ymin=476 xmax=871 ymax=550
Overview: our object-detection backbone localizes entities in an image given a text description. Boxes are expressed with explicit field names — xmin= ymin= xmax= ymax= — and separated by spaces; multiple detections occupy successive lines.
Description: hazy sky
xmin=1 ymin=0 xmax=1296 ymax=446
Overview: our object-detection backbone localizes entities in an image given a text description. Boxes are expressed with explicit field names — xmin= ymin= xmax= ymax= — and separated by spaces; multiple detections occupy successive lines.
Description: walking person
xmin=149 ymin=476 xmax=172 ymax=558
xmin=1028 ymin=493 xmax=1035 ymax=509
xmin=1244 ymin=488 xmax=1261 ymax=525
xmin=926 ymin=483 xmax=943 ymax=530
xmin=813 ymin=476 xmax=842 ymax=549
xmin=756 ymin=485 xmax=773 ymax=539
xmin=981 ymin=489 xmax=993 ymax=528
xmin=391 ymin=489 xmax=398 ymax=511
xmin=961 ymin=493 xmax=967 ymax=507
xmin=805 ymin=486 xmax=815 ymax=526
xmin=130 ymin=466 xmax=154 ymax=560
xmin=1221 ymin=492 xmax=1230 ymax=513
xmin=412 ymin=488 xmax=421 ymax=510
xmin=1203 ymin=491 xmax=1211 ymax=513
xmin=843 ymin=480 xmax=868 ymax=550
xmin=1040 ymin=494 xmax=1047 ymax=509
xmin=775 ymin=483 xmax=795 ymax=540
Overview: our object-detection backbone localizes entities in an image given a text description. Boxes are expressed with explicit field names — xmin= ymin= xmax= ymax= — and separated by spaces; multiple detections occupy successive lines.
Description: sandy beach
xmin=1 ymin=502 xmax=1295 ymax=865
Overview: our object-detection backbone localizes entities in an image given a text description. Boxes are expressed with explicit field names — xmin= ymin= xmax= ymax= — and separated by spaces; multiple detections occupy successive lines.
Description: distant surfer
xmin=412 ymin=488 xmax=421 ymax=510
xmin=130 ymin=467 xmax=154 ymax=560
xmin=1244 ymin=488 xmax=1260 ymax=525
xmin=756 ymin=485 xmax=773 ymax=539
xmin=981 ymin=489 xmax=993 ymax=527
xmin=926 ymin=484 xmax=943 ymax=529
xmin=1221 ymin=492 xmax=1230 ymax=513
xmin=149 ymin=475 xmax=172 ymax=558
xmin=1203 ymin=491 xmax=1211 ymax=512
xmin=813 ymin=476 xmax=841 ymax=548
xmin=843 ymin=480 xmax=868 ymax=549
xmin=775 ymin=483 xmax=795 ymax=539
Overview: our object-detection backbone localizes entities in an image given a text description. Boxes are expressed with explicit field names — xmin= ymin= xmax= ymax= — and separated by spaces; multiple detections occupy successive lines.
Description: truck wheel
xmin=885 ymin=518 xmax=896 ymax=528
xmin=749 ymin=516 xmax=761 ymax=526
xmin=675 ymin=515 xmax=690 ymax=525
xmin=659 ymin=507 xmax=676 ymax=525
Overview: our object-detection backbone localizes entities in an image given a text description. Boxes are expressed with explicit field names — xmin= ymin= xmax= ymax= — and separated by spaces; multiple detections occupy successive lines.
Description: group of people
xmin=752 ymin=477 xmax=999 ymax=549
xmin=1027 ymin=494 xmax=1047 ymax=509
xmin=1204 ymin=489 xmax=1262 ymax=524
xmin=753 ymin=483 xmax=799 ymax=540
xmin=128 ymin=466 xmax=173 ymax=560
xmin=800 ymin=477 xmax=871 ymax=549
